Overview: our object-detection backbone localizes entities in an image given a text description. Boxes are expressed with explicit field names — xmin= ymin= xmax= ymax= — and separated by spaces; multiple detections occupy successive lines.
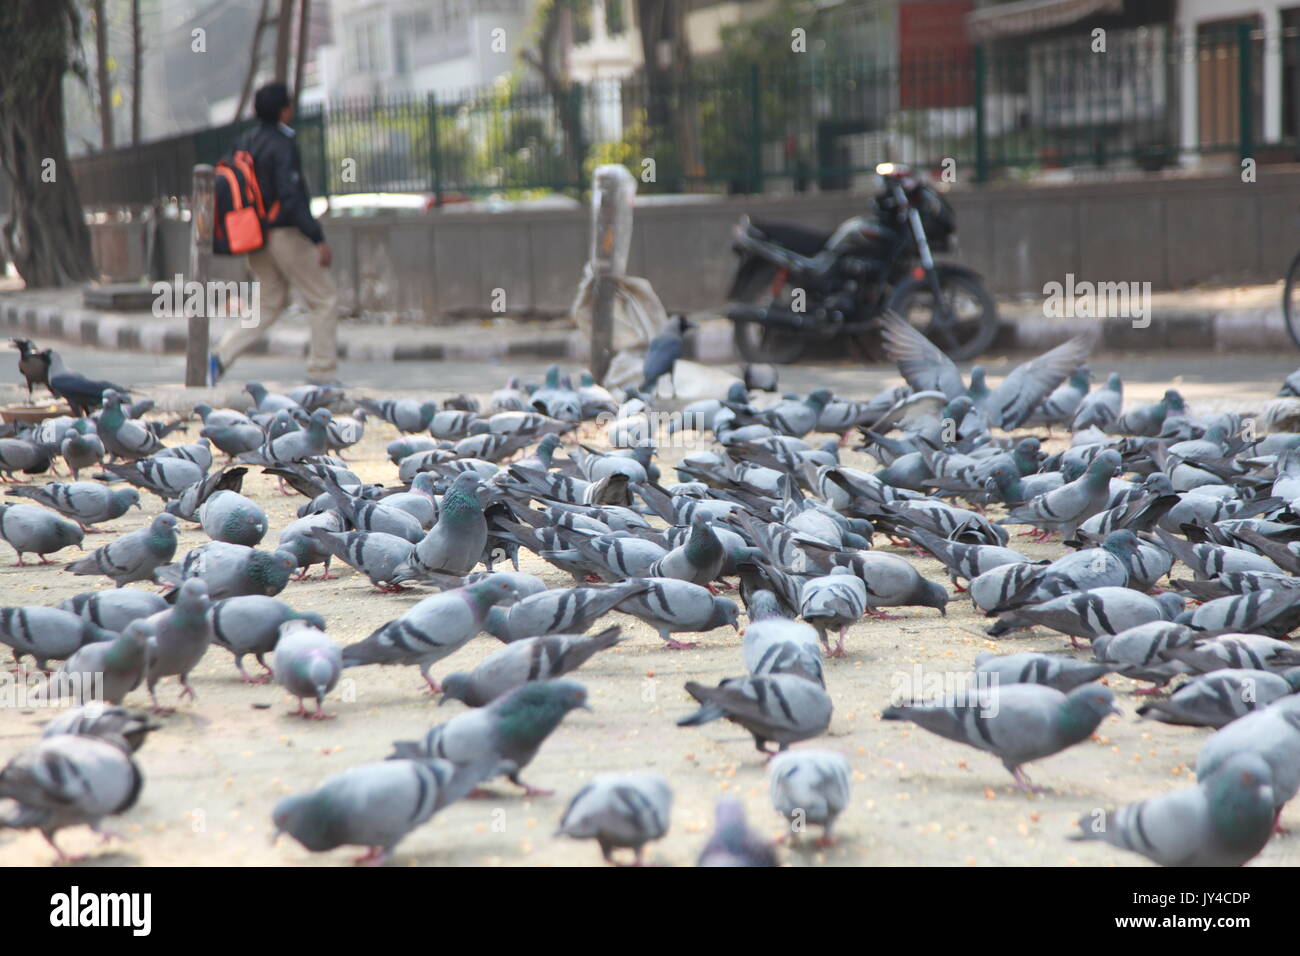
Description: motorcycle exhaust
xmin=723 ymin=303 xmax=815 ymax=331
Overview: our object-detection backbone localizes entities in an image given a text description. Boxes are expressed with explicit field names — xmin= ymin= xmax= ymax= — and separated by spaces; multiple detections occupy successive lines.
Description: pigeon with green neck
xmin=389 ymin=678 xmax=592 ymax=797
xmin=97 ymin=390 xmax=162 ymax=460
xmin=66 ymin=512 xmax=178 ymax=587
xmin=998 ymin=448 xmax=1120 ymax=541
xmin=389 ymin=472 xmax=487 ymax=582
xmin=1072 ymin=752 xmax=1275 ymax=866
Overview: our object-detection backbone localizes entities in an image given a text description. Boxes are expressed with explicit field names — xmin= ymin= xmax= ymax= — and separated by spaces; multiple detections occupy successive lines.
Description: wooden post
xmin=185 ymin=164 xmax=215 ymax=387
xmin=589 ymin=164 xmax=635 ymax=385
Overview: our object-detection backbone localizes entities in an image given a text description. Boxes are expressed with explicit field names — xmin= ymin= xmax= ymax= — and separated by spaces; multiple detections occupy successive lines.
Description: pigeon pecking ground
xmin=0 ymin=360 xmax=1295 ymax=867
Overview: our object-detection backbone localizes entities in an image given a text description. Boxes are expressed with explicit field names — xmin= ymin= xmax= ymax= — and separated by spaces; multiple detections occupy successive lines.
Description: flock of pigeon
xmin=1 ymin=318 xmax=1299 ymax=867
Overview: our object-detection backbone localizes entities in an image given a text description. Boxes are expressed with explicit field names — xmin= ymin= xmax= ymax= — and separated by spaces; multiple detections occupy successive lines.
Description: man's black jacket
xmin=239 ymin=121 xmax=325 ymax=244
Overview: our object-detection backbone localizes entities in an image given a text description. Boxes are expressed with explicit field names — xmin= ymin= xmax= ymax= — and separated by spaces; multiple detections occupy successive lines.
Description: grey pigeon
xmin=1024 ymin=366 xmax=1091 ymax=430
xmin=210 ymin=596 xmax=326 ymax=683
xmin=878 ymin=312 xmax=966 ymax=401
xmin=156 ymin=541 xmax=296 ymax=600
xmin=240 ymin=408 xmax=331 ymax=465
xmin=1196 ymin=695 xmax=1300 ymax=810
xmin=966 ymin=335 xmax=1093 ymax=430
xmin=799 ymin=568 xmax=867 ymax=658
xmin=678 ymin=673 xmax=833 ymax=755
xmin=143 ymin=579 xmax=212 ymax=711
xmin=390 ymin=679 xmax=591 ymax=796
xmin=743 ymin=590 xmax=824 ymax=685
xmin=306 ymin=527 xmax=413 ymax=590
xmin=245 ymin=382 xmax=300 ymax=414
xmin=485 ymin=581 xmax=652 ymax=643
xmin=273 ymin=757 xmax=468 ymax=865
xmin=1091 ymin=622 xmax=1198 ymax=689
xmin=379 ymin=473 xmax=439 ymax=528
xmin=389 ymin=472 xmax=487 ymax=582
xmin=0 ymin=605 xmax=116 ymax=671
xmin=200 ymin=418 xmax=265 ymax=458
xmin=837 ymin=550 xmax=949 ymax=618
xmin=58 ymin=588 xmax=168 ymax=633
xmin=7 ymin=482 xmax=140 ymax=530
xmin=881 ymin=682 xmax=1119 ymax=790
xmin=441 ymin=626 xmax=623 ymax=707
xmin=999 ymin=448 xmax=1120 ymax=540
xmin=1176 ymin=589 xmax=1300 ymax=639
xmin=697 ymin=799 xmax=778 ymax=867
xmin=277 ymin=510 xmax=346 ymax=580
xmin=973 ymin=651 xmax=1111 ymax=693
xmin=59 ymin=424 xmax=104 ymax=481
xmin=287 ymin=383 xmax=344 ymax=411
xmin=1070 ymin=752 xmax=1274 ymax=867
xmin=155 ymin=437 xmax=213 ymax=472
xmin=1138 ymin=668 xmax=1300 ymax=728
xmin=162 ymin=465 xmax=248 ymax=523
xmin=104 ymin=456 xmax=205 ymax=500
xmin=646 ymin=513 xmax=725 ymax=587
xmin=357 ymin=397 xmax=440 ymax=434
xmin=768 ymin=749 xmax=851 ymax=846
xmin=96 ymin=390 xmax=162 ymax=460
xmin=341 ymin=578 xmax=519 ymax=691
xmin=990 ymin=588 xmax=1185 ymax=643
xmin=1168 ymin=633 xmax=1300 ymax=675
xmin=198 ymin=489 xmax=267 ymax=546
xmin=66 ymin=512 xmax=178 ymax=587
xmin=901 ymin=526 xmax=1030 ymax=590
xmin=0 ymin=733 xmax=143 ymax=862
xmin=273 ymin=622 xmax=343 ymax=719
xmin=1071 ymin=373 xmax=1122 ymax=431
xmin=42 ymin=704 xmax=160 ymax=752
xmin=614 ymin=578 xmax=740 ymax=649
xmin=0 ymin=502 xmax=83 ymax=564
xmin=556 ymin=772 xmax=672 ymax=865
xmin=320 ymin=473 xmax=423 ymax=542
xmin=50 ymin=623 xmax=150 ymax=705
xmin=59 ymin=421 xmax=104 ymax=479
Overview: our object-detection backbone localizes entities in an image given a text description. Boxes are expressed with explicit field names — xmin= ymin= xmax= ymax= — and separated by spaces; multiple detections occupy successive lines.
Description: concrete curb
xmin=0 ymin=296 xmax=1292 ymax=364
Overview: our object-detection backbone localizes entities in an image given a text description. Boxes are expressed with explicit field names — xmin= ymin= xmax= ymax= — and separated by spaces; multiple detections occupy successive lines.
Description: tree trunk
xmin=0 ymin=0 xmax=96 ymax=287
xmin=293 ymin=0 xmax=311 ymax=112
xmin=93 ymin=0 xmax=113 ymax=150
xmin=234 ymin=0 xmax=272 ymax=122
xmin=131 ymin=0 xmax=142 ymax=145
xmin=521 ymin=1 xmax=584 ymax=188
xmin=274 ymin=0 xmax=295 ymax=84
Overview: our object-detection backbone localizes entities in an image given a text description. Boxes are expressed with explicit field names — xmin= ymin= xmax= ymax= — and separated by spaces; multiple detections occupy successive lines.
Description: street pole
xmin=589 ymin=164 xmax=636 ymax=385
xmin=185 ymin=165 xmax=214 ymax=387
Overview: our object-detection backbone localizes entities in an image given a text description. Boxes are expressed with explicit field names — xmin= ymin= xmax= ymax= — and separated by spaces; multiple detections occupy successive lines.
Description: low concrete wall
xmin=96 ymin=167 xmax=1300 ymax=316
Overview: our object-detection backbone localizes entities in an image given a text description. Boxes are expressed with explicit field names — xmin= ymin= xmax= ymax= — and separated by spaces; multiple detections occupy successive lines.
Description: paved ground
xmin=0 ymin=352 xmax=1296 ymax=867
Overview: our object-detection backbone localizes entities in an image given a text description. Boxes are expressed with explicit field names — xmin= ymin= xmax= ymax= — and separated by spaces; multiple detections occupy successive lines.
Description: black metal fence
xmin=70 ymin=25 xmax=1285 ymax=208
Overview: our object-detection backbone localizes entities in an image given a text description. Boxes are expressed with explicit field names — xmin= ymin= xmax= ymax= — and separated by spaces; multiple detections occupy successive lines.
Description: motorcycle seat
xmin=748 ymin=220 xmax=832 ymax=258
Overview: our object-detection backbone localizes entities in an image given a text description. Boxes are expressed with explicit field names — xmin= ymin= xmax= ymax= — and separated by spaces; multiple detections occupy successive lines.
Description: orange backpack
xmin=213 ymin=146 xmax=280 ymax=255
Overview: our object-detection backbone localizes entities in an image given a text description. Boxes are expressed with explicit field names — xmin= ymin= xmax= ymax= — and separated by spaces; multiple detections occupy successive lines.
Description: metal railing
xmin=70 ymin=26 xmax=1285 ymax=208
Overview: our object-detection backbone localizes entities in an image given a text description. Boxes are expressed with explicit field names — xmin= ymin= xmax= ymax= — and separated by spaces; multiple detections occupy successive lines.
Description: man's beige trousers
xmin=216 ymin=228 xmax=338 ymax=380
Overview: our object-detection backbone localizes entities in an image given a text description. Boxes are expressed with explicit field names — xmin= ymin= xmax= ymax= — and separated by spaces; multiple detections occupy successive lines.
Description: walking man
xmin=210 ymin=82 xmax=338 ymax=385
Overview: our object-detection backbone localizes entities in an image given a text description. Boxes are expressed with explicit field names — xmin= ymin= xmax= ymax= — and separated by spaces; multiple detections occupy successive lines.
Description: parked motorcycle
xmin=723 ymin=162 xmax=998 ymax=364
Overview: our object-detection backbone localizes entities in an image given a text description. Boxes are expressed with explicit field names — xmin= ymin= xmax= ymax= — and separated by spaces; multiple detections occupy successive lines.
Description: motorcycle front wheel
xmin=732 ymin=320 xmax=808 ymax=364
xmin=884 ymin=266 xmax=999 ymax=361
